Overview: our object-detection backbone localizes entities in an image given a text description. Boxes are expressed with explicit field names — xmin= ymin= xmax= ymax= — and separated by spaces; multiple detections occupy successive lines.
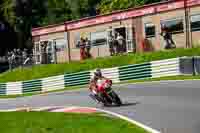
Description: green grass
xmin=0 ymin=112 xmax=149 ymax=133
xmin=1 ymin=47 xmax=200 ymax=83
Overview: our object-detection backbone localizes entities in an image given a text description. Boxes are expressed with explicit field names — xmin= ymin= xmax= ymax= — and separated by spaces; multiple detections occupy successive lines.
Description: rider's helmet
xmin=94 ymin=68 xmax=102 ymax=78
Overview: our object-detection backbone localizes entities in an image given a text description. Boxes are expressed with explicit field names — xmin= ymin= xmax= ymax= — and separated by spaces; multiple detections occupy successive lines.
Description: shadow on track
xmin=100 ymin=101 xmax=140 ymax=108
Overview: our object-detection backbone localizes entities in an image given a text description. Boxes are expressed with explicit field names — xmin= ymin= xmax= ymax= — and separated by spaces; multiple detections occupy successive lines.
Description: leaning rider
xmin=89 ymin=69 xmax=110 ymax=102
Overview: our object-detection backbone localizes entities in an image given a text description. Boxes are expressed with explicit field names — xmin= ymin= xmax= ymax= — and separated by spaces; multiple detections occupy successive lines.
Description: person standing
xmin=85 ymin=37 xmax=91 ymax=58
xmin=80 ymin=38 xmax=86 ymax=60
xmin=161 ymin=26 xmax=176 ymax=49
xmin=108 ymin=34 xmax=115 ymax=56
xmin=116 ymin=32 xmax=124 ymax=54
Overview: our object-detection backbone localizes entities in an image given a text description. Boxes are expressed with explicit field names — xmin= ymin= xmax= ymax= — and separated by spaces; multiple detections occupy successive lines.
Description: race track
xmin=0 ymin=80 xmax=200 ymax=133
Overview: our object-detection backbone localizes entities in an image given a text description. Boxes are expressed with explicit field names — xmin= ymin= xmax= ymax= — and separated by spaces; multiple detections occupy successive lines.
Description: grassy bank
xmin=0 ymin=112 xmax=148 ymax=133
xmin=0 ymin=47 xmax=200 ymax=82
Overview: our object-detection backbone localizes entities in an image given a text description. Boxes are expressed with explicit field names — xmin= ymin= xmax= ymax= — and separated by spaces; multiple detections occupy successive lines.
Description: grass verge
xmin=1 ymin=47 xmax=200 ymax=82
xmin=0 ymin=112 xmax=149 ymax=133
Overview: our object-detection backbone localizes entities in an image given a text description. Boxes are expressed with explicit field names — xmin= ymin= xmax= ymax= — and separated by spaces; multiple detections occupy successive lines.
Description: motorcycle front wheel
xmin=110 ymin=91 xmax=122 ymax=106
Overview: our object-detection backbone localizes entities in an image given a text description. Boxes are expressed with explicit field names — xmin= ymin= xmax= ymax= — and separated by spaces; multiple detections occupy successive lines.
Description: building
xmin=32 ymin=0 xmax=200 ymax=64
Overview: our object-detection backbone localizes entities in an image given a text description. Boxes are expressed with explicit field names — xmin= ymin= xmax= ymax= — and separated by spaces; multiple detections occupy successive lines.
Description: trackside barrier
xmin=151 ymin=58 xmax=181 ymax=78
xmin=23 ymin=80 xmax=42 ymax=94
xmin=7 ymin=82 xmax=22 ymax=95
xmin=0 ymin=83 xmax=6 ymax=95
xmin=42 ymin=75 xmax=64 ymax=92
xmin=0 ymin=57 xmax=194 ymax=95
xmin=64 ymin=71 xmax=90 ymax=87
xmin=118 ymin=63 xmax=152 ymax=81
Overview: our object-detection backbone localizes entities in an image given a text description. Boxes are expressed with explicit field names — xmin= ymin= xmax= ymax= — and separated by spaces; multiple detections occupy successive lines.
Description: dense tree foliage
xmin=97 ymin=0 xmax=164 ymax=14
xmin=0 ymin=0 xmax=163 ymax=55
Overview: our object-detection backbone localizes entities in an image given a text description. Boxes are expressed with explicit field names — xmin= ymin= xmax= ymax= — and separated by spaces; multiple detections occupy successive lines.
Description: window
xmin=54 ymin=39 xmax=66 ymax=52
xmin=161 ymin=18 xmax=184 ymax=34
xmin=191 ymin=14 xmax=200 ymax=32
xmin=35 ymin=42 xmax=40 ymax=53
xmin=36 ymin=55 xmax=40 ymax=63
xmin=74 ymin=32 xmax=81 ymax=48
xmin=47 ymin=41 xmax=53 ymax=53
xmin=145 ymin=23 xmax=156 ymax=38
xmin=91 ymin=30 xmax=107 ymax=46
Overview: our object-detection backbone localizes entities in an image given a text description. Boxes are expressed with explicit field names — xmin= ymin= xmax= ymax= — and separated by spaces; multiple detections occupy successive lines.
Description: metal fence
xmin=8 ymin=54 xmax=35 ymax=69
xmin=5 ymin=53 xmax=53 ymax=72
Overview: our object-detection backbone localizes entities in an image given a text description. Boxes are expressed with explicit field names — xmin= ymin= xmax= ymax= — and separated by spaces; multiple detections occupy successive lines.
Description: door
xmin=46 ymin=40 xmax=56 ymax=64
xmin=126 ymin=25 xmax=136 ymax=53
xmin=107 ymin=28 xmax=113 ymax=44
xmin=34 ymin=42 xmax=41 ymax=64
xmin=53 ymin=38 xmax=68 ymax=63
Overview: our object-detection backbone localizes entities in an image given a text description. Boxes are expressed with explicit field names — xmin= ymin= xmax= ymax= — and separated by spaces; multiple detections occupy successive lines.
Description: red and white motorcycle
xmin=90 ymin=79 xmax=122 ymax=106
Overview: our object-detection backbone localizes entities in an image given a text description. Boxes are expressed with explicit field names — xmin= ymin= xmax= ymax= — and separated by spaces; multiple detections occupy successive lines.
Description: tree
xmin=0 ymin=0 xmax=47 ymax=50
xmin=41 ymin=0 xmax=72 ymax=26
xmin=97 ymin=0 xmax=144 ymax=14
xmin=70 ymin=0 xmax=101 ymax=19
xmin=97 ymin=0 xmax=164 ymax=14
xmin=0 ymin=0 xmax=18 ymax=55
xmin=41 ymin=0 xmax=101 ymax=25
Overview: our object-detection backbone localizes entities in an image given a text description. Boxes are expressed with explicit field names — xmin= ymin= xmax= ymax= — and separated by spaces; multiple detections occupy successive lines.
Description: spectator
xmin=16 ymin=49 xmax=22 ymax=66
xmin=116 ymin=32 xmax=124 ymax=54
xmin=22 ymin=48 xmax=28 ymax=64
xmin=7 ymin=51 xmax=12 ymax=71
xmin=11 ymin=51 xmax=16 ymax=67
xmin=161 ymin=26 xmax=176 ymax=49
xmin=141 ymin=38 xmax=154 ymax=52
xmin=108 ymin=34 xmax=115 ymax=56
xmin=80 ymin=38 xmax=86 ymax=60
xmin=85 ymin=37 xmax=92 ymax=58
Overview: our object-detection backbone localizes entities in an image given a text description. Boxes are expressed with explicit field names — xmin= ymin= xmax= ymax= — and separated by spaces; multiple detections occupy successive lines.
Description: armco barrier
xmin=42 ymin=75 xmax=64 ymax=92
xmin=7 ymin=82 xmax=22 ymax=95
xmin=23 ymin=79 xmax=42 ymax=94
xmin=119 ymin=63 xmax=152 ymax=81
xmin=0 ymin=83 xmax=6 ymax=95
xmin=151 ymin=58 xmax=180 ymax=78
xmin=64 ymin=71 xmax=90 ymax=87
xmin=0 ymin=57 xmax=190 ymax=95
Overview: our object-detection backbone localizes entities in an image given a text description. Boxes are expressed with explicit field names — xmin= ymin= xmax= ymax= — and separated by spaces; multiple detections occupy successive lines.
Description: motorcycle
xmin=89 ymin=78 xmax=122 ymax=106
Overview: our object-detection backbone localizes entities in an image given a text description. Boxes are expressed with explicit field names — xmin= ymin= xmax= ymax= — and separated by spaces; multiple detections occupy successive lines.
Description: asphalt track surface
xmin=0 ymin=80 xmax=200 ymax=133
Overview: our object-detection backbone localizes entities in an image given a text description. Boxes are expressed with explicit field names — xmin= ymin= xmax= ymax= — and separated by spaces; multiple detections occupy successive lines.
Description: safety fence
xmin=0 ymin=57 xmax=184 ymax=95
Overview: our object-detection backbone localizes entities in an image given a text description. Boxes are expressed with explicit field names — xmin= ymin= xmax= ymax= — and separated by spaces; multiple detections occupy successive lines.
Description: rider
xmin=89 ymin=68 xmax=111 ymax=102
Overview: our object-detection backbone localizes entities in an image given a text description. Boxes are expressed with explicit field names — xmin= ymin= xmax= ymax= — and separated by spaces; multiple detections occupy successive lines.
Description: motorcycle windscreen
xmin=96 ymin=79 xmax=106 ymax=87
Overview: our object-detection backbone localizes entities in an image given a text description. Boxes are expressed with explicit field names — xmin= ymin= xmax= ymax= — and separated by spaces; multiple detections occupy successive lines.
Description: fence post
xmin=192 ymin=56 xmax=197 ymax=76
